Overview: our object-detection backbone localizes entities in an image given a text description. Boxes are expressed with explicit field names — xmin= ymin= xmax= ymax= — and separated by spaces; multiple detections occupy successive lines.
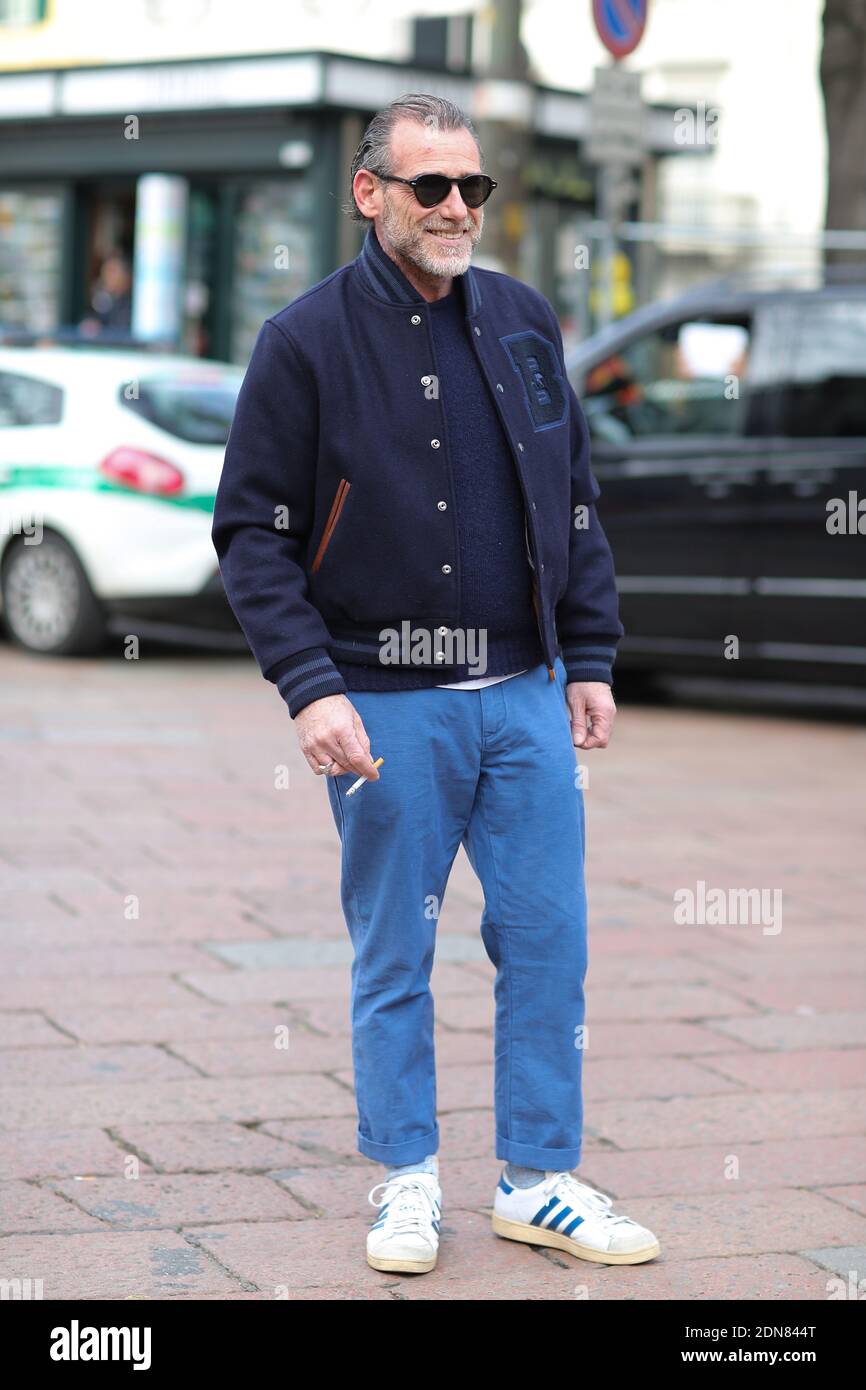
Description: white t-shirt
xmin=435 ymin=670 xmax=527 ymax=689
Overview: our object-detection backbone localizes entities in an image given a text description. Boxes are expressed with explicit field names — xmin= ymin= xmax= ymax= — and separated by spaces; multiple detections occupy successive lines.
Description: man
xmin=212 ymin=93 xmax=660 ymax=1275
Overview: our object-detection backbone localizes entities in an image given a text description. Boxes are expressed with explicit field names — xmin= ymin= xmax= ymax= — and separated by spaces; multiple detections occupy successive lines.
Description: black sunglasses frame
xmin=376 ymin=172 xmax=498 ymax=209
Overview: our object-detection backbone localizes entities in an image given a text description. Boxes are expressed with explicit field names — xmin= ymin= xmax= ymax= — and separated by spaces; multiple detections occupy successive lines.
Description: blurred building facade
xmin=0 ymin=0 xmax=826 ymax=361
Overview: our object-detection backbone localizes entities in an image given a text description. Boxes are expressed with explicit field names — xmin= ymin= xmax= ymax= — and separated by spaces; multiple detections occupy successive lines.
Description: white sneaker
xmin=366 ymin=1164 xmax=442 ymax=1274
xmin=492 ymin=1169 xmax=660 ymax=1265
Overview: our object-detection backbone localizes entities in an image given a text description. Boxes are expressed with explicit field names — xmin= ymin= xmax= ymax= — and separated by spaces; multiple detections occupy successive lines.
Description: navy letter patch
xmin=499 ymin=331 xmax=567 ymax=432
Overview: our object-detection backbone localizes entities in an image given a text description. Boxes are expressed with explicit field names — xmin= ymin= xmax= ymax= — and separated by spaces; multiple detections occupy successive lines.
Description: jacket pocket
xmin=310 ymin=477 xmax=351 ymax=574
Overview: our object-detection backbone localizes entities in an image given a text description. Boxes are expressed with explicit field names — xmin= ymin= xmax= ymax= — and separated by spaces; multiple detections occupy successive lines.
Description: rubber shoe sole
xmin=366 ymin=1248 xmax=437 ymax=1274
xmin=491 ymin=1211 xmax=660 ymax=1265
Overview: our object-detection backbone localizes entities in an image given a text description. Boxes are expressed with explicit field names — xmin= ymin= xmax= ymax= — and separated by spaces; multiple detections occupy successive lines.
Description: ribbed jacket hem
xmin=560 ymin=640 xmax=618 ymax=686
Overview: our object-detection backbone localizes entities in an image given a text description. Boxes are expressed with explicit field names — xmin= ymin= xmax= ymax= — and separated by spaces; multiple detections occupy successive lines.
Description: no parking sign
xmin=592 ymin=0 xmax=649 ymax=60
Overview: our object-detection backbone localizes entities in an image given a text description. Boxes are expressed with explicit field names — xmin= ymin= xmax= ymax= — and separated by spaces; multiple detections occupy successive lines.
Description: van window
xmin=773 ymin=298 xmax=866 ymax=437
xmin=581 ymin=318 xmax=753 ymax=443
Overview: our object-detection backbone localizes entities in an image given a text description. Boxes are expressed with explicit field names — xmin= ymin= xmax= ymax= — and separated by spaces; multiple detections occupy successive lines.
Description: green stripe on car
xmin=0 ymin=466 xmax=216 ymax=512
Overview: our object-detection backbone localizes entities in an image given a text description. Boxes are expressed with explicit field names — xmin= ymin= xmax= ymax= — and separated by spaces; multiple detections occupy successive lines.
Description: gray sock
xmin=384 ymin=1153 xmax=438 ymax=1182
xmin=504 ymin=1162 xmax=546 ymax=1188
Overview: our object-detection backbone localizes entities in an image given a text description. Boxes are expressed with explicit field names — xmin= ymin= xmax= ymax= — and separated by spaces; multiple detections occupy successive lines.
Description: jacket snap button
xmin=411 ymin=315 xmax=421 ymax=325
xmin=435 ymin=652 xmax=446 ymax=661
xmin=474 ymin=326 xmax=481 ymax=336
xmin=431 ymin=439 xmax=440 ymax=448
xmin=532 ymin=500 xmax=537 ymax=509
xmin=517 ymin=442 xmax=524 ymax=451
xmin=438 ymin=626 xmax=448 ymax=635
xmin=421 ymin=375 xmax=432 ymax=385
xmin=437 ymin=500 xmax=447 ymax=510
xmin=441 ymin=564 xmax=452 ymax=573
xmin=496 ymin=382 xmax=503 ymax=391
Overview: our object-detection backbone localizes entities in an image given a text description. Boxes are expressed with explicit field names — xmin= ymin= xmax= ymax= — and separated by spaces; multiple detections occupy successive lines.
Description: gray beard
xmin=379 ymin=199 xmax=480 ymax=280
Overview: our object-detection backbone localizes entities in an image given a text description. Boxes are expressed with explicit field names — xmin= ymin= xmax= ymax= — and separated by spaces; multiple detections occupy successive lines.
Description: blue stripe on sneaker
xmin=531 ymin=1197 xmax=561 ymax=1227
xmin=562 ymin=1214 xmax=585 ymax=1237
xmin=498 ymin=1176 xmax=514 ymax=1194
xmin=546 ymin=1204 xmax=573 ymax=1231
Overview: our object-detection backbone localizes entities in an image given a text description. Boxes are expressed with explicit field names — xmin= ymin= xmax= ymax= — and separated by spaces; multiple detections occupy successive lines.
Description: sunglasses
xmin=376 ymin=171 xmax=498 ymax=209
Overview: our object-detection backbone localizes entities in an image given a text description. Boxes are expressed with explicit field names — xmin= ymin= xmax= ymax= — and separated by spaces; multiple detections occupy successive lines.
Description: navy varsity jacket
xmin=211 ymin=222 xmax=624 ymax=718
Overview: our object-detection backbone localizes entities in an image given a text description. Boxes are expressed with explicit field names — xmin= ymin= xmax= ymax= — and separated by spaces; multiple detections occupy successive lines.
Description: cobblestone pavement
xmin=0 ymin=645 xmax=863 ymax=1300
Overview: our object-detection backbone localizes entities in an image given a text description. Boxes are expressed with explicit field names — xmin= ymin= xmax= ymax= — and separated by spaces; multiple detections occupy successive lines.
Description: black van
xmin=566 ymin=276 xmax=866 ymax=690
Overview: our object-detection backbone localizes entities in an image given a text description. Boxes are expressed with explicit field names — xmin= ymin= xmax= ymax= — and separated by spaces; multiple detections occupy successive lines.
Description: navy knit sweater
xmin=338 ymin=271 xmax=544 ymax=692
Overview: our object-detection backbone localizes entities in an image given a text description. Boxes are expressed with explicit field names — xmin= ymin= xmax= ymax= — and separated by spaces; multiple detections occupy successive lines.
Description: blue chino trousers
xmin=324 ymin=655 xmax=587 ymax=1170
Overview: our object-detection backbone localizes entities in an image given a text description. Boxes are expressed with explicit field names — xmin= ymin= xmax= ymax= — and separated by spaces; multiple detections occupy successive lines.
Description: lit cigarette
xmin=345 ymin=756 xmax=384 ymax=797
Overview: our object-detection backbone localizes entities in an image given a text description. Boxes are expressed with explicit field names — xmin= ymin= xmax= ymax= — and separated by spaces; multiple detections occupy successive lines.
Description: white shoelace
xmin=542 ymin=1172 xmax=634 ymax=1228
xmin=368 ymin=1174 xmax=440 ymax=1236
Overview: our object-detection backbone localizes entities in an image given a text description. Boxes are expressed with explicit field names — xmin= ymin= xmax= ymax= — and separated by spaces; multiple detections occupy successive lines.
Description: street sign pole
xmin=587 ymin=2 xmax=649 ymax=327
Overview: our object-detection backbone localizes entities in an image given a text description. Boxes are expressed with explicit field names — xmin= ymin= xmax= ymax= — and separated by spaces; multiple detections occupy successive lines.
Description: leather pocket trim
xmin=310 ymin=478 xmax=351 ymax=574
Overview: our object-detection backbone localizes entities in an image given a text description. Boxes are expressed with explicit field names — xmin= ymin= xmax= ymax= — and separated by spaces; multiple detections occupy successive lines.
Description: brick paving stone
xmin=0 ymin=1072 xmax=357 ymax=1130
xmin=48 ymin=1172 xmax=308 ymax=1228
xmin=190 ymin=1217 xmax=395 ymax=1292
xmin=0 ymin=976 xmax=201 ymax=1011
xmin=258 ymin=1116 xmax=372 ymax=1167
xmin=797 ymin=1245 xmax=866 ymax=1281
xmin=815 ymin=1184 xmax=866 ymax=1216
xmin=0 ymin=1044 xmax=200 ymax=1088
xmin=575 ymin=1136 xmax=866 ymax=1197
xmin=0 ymin=1013 xmax=73 ymax=1047
xmin=686 ymin=945 xmax=866 ymax=980
xmin=579 ymin=1020 xmax=754 ymax=1057
xmin=694 ymin=1048 xmax=866 ymax=1092
xmin=166 ymin=1033 xmax=352 ymax=1077
xmin=567 ymin=1253 xmax=836 ymax=1301
xmin=611 ymin=1188 xmax=866 ymax=1261
xmin=0 ymin=1128 xmax=148 ymax=1181
xmin=111 ymin=1122 xmax=321 ymax=1173
xmin=0 ymin=1181 xmax=105 ymax=1235
xmin=710 ymin=1012 xmax=866 ymax=1050
xmin=40 ymin=1002 xmax=302 ymax=1045
xmin=0 ymin=1229 xmax=242 ymax=1298
xmin=0 ymin=944 xmax=229 ymax=979
xmin=587 ymin=1088 xmax=866 ymax=1149
xmin=720 ymin=976 xmax=866 ymax=1011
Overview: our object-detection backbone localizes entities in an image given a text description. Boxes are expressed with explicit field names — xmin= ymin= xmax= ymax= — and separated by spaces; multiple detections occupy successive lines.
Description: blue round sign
xmin=592 ymin=0 xmax=648 ymax=59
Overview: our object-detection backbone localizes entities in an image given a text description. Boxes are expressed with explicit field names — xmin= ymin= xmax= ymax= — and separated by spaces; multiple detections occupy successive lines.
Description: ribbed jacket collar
xmin=355 ymin=221 xmax=482 ymax=314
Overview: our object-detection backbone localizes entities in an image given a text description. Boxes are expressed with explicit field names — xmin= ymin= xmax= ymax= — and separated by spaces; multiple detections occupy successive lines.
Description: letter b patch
xmin=499 ymin=331 xmax=567 ymax=431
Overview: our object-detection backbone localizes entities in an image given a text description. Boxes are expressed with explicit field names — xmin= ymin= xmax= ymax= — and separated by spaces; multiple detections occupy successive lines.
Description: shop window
xmin=230 ymin=180 xmax=314 ymax=364
xmin=0 ymin=188 xmax=64 ymax=335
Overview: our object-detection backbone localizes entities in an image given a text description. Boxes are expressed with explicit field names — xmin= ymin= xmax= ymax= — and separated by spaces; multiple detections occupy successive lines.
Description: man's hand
xmin=565 ymin=680 xmax=616 ymax=750
xmin=294 ymin=693 xmax=381 ymax=781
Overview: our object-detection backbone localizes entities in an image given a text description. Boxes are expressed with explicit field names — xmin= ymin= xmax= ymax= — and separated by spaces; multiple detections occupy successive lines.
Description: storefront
xmin=0 ymin=50 xmax=682 ymax=362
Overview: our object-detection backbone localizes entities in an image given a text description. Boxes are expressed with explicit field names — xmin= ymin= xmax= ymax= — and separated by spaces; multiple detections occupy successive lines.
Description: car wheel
xmin=1 ymin=531 xmax=107 ymax=656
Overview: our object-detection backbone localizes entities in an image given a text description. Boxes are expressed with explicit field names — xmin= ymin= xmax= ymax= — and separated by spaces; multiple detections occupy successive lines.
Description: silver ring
xmin=317 ymin=759 xmax=336 ymax=773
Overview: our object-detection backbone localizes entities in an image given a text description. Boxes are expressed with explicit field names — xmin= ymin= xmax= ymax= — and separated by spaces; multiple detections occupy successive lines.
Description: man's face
xmin=376 ymin=119 xmax=485 ymax=278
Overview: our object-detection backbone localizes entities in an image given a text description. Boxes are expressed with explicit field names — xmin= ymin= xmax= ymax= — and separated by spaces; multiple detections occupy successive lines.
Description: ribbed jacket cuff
xmin=267 ymin=647 xmax=348 ymax=718
xmin=560 ymin=642 xmax=618 ymax=686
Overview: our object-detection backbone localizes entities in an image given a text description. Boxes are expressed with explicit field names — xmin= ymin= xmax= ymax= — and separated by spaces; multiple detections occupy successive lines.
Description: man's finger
xmin=568 ymin=695 xmax=588 ymax=748
xmin=582 ymin=709 xmax=614 ymax=750
xmin=304 ymin=748 xmax=351 ymax=777
xmin=335 ymin=730 xmax=380 ymax=779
